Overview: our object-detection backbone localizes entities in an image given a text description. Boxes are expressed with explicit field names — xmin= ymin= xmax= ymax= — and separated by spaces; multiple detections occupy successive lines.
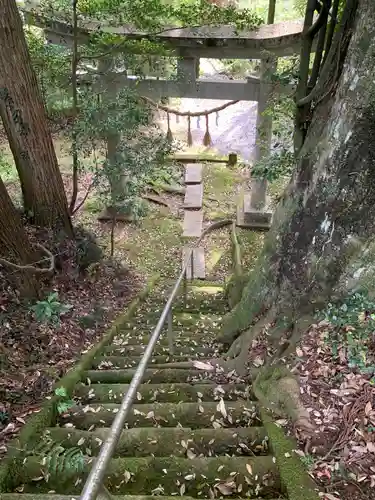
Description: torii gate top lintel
xmin=24 ymin=4 xmax=305 ymax=59
xmin=22 ymin=3 xmax=306 ymax=101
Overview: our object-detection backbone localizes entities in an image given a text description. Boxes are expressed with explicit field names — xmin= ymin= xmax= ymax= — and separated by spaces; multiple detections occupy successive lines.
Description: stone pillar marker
xmin=241 ymin=55 xmax=274 ymax=228
xmin=239 ymin=0 xmax=277 ymax=230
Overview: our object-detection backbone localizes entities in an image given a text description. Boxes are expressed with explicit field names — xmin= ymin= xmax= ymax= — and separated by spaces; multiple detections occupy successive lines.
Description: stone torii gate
xmin=25 ymin=6 xmax=305 ymax=229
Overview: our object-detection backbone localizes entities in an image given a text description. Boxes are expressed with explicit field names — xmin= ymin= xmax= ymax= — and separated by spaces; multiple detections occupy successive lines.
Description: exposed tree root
xmin=269 ymin=315 xmax=313 ymax=364
xmin=253 ymin=365 xmax=316 ymax=438
xmin=142 ymin=194 xmax=171 ymax=209
xmin=222 ymin=307 xmax=277 ymax=375
xmin=219 ymin=306 xmax=315 ymax=436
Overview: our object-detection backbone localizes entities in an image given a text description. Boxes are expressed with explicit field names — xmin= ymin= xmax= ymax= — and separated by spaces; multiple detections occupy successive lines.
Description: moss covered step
xmin=122 ymin=312 xmax=223 ymax=330
xmin=83 ymin=367 xmax=214 ymax=384
xmin=1 ymin=496 xmax=202 ymax=500
xmin=102 ymin=344 xmax=220 ymax=357
xmin=112 ymin=332 xmax=216 ymax=346
xmin=160 ymin=286 xmax=228 ymax=313
xmin=172 ymin=297 xmax=228 ymax=314
xmin=141 ymin=284 xmax=226 ymax=308
xmin=75 ymin=382 xmax=251 ymax=403
xmin=1 ymin=497 xmax=285 ymax=500
xmin=91 ymin=356 xmax=215 ymax=370
xmin=45 ymin=426 xmax=269 ymax=456
xmin=95 ymin=354 xmax=211 ymax=367
xmin=19 ymin=456 xmax=280 ymax=496
xmin=61 ymin=401 xmax=260 ymax=429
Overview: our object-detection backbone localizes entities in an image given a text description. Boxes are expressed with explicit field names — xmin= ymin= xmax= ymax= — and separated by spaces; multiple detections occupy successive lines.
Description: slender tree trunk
xmin=0 ymin=0 xmax=73 ymax=236
xmin=0 ymin=178 xmax=40 ymax=298
xmin=221 ymin=0 xmax=375 ymax=362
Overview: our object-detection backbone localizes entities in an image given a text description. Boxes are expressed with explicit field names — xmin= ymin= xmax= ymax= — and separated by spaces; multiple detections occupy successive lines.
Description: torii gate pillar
xmin=238 ymin=56 xmax=274 ymax=230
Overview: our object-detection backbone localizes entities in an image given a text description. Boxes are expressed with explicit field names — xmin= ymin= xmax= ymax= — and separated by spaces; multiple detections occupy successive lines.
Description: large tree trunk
xmin=0 ymin=0 xmax=73 ymax=236
xmin=0 ymin=178 xmax=40 ymax=298
xmin=220 ymin=0 xmax=374 ymax=364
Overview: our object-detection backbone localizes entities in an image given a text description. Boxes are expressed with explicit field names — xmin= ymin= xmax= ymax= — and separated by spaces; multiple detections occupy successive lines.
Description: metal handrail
xmin=79 ymin=247 xmax=195 ymax=500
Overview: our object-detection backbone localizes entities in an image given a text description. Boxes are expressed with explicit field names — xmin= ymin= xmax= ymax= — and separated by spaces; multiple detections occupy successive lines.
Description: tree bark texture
xmin=221 ymin=0 xmax=375 ymax=351
xmin=0 ymin=178 xmax=40 ymax=297
xmin=0 ymin=0 xmax=73 ymax=236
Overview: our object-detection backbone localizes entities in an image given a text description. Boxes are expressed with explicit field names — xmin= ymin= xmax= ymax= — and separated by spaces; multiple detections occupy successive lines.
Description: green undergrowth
xmin=119 ymin=211 xmax=183 ymax=277
xmin=0 ymin=276 xmax=159 ymax=493
xmin=224 ymin=226 xmax=264 ymax=310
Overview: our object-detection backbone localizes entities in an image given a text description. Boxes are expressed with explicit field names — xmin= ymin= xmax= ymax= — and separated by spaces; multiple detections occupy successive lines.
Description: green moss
xmin=204 ymin=164 xmax=240 ymax=219
xmin=59 ymin=401 xmax=261 ymax=430
xmin=236 ymin=229 xmax=264 ymax=270
xmin=119 ymin=213 xmax=182 ymax=277
xmin=83 ymin=195 xmax=103 ymax=214
xmin=45 ymin=426 xmax=267 ymax=457
xmin=18 ymin=455 xmax=279 ymax=496
xmin=253 ymin=366 xmax=301 ymax=420
xmin=261 ymin=410 xmax=320 ymax=500
xmin=75 ymin=382 xmax=249 ymax=404
xmin=0 ymin=275 xmax=159 ymax=493
xmin=225 ymin=272 xmax=250 ymax=309
xmin=2 ymin=496 xmax=196 ymax=500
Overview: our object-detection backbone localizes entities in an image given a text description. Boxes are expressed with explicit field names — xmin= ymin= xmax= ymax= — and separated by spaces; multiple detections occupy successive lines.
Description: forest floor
xmin=1 ymin=132 xmax=375 ymax=500
xmin=294 ymin=325 xmax=375 ymax=500
xmin=248 ymin=316 xmax=375 ymax=499
xmin=0 ymin=133 xmax=256 ymax=457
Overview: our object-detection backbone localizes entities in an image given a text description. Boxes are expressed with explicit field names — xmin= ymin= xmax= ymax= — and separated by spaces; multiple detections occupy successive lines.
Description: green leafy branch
xmin=54 ymin=386 xmax=75 ymax=415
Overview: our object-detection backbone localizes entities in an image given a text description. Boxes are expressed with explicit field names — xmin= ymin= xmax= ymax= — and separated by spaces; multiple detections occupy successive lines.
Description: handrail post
xmin=190 ymin=248 xmax=194 ymax=281
xmin=183 ymin=268 xmax=188 ymax=308
xmin=167 ymin=308 xmax=174 ymax=355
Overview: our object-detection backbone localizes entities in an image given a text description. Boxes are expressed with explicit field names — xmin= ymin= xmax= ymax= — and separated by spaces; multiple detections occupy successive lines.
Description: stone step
xmin=170 ymin=152 xmax=230 ymax=164
xmin=2 ymin=497 xmax=199 ymax=500
xmin=102 ymin=344 xmax=219 ymax=357
xmin=2 ymin=496 xmax=282 ymax=500
xmin=183 ymin=183 xmax=203 ymax=209
xmin=142 ymin=289 xmax=226 ymax=311
xmin=94 ymin=353 xmax=204 ymax=368
xmin=45 ymin=426 xmax=268 ymax=456
xmin=17 ymin=456 xmax=279 ymax=496
xmin=124 ymin=311 xmax=222 ymax=329
xmin=91 ymin=356 xmax=203 ymax=370
xmin=61 ymin=401 xmax=260 ymax=430
xmin=91 ymin=356 xmax=213 ymax=370
xmin=75 ymin=382 xmax=251 ymax=403
xmin=111 ymin=333 xmax=215 ymax=347
xmin=184 ymin=163 xmax=203 ymax=184
xmin=83 ymin=367 xmax=214 ymax=384
xmin=182 ymin=246 xmax=205 ymax=279
xmin=182 ymin=209 xmax=203 ymax=237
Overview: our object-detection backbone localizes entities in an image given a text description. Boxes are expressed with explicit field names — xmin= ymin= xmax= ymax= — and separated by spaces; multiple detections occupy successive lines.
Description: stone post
xmin=239 ymin=0 xmax=277 ymax=229
xmin=251 ymin=56 xmax=274 ymax=210
xmin=240 ymin=56 xmax=275 ymax=229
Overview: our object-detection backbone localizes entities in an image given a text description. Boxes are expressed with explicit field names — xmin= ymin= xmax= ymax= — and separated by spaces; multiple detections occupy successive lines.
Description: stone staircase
xmin=1 ymin=281 xmax=318 ymax=500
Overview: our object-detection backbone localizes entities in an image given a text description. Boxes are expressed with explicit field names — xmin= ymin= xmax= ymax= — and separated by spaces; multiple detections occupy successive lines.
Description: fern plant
xmin=32 ymin=434 xmax=85 ymax=483
xmin=42 ymin=443 xmax=85 ymax=482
